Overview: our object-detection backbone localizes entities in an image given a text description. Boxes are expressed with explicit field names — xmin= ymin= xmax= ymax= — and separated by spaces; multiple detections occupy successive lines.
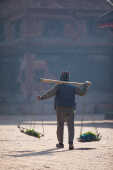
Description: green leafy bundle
xmin=25 ymin=128 xmax=41 ymax=138
xmin=78 ymin=131 xmax=101 ymax=142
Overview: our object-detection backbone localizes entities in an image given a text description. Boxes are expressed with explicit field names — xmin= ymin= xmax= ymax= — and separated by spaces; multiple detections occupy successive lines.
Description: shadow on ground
xmin=7 ymin=147 xmax=96 ymax=158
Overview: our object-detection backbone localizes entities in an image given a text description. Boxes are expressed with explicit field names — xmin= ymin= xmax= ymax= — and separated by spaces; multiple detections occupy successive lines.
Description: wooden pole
xmin=40 ymin=78 xmax=91 ymax=86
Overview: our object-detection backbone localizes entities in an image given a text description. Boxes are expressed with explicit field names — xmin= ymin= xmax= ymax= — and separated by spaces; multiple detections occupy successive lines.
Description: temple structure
xmin=0 ymin=0 xmax=113 ymax=114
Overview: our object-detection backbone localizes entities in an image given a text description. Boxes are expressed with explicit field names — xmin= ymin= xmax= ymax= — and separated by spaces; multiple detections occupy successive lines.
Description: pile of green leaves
xmin=25 ymin=128 xmax=41 ymax=138
xmin=78 ymin=131 xmax=101 ymax=142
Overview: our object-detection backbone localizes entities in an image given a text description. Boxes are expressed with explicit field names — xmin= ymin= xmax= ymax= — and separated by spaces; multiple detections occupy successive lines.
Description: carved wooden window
xmin=86 ymin=17 xmax=96 ymax=35
xmin=11 ymin=19 xmax=22 ymax=39
xmin=43 ymin=19 xmax=64 ymax=37
xmin=0 ymin=22 xmax=5 ymax=42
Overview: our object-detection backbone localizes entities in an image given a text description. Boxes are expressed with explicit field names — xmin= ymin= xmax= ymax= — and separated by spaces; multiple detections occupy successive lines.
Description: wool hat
xmin=60 ymin=72 xmax=69 ymax=81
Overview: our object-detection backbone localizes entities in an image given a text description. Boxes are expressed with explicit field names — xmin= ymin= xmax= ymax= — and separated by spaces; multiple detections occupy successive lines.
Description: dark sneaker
xmin=56 ymin=143 xmax=64 ymax=148
xmin=69 ymin=144 xmax=74 ymax=150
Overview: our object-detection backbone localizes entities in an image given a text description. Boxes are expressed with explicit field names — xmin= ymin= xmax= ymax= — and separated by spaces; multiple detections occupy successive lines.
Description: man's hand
xmin=84 ymin=81 xmax=92 ymax=87
xmin=37 ymin=96 xmax=41 ymax=100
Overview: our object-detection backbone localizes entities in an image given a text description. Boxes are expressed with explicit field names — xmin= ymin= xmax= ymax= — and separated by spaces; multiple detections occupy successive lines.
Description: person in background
xmin=37 ymin=72 xmax=91 ymax=150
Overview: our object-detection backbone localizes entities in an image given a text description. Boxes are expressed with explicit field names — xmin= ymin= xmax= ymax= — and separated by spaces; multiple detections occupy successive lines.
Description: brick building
xmin=0 ymin=0 xmax=113 ymax=114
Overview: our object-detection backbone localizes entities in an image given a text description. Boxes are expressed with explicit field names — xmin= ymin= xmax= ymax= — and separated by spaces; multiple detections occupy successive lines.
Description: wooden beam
xmin=40 ymin=78 xmax=91 ymax=86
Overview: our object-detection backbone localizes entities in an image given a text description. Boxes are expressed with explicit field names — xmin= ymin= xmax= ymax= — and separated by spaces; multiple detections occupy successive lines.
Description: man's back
xmin=55 ymin=84 xmax=76 ymax=109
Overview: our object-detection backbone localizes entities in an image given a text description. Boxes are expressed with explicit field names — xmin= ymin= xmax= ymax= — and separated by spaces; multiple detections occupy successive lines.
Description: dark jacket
xmin=40 ymin=83 xmax=88 ymax=110
xmin=54 ymin=84 xmax=76 ymax=109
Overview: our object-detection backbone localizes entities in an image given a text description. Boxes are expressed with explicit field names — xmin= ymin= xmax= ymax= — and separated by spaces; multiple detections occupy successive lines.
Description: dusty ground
xmin=0 ymin=114 xmax=113 ymax=170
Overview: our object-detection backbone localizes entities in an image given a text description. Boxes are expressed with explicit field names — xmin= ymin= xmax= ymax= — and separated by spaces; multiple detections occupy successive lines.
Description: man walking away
xmin=37 ymin=72 xmax=91 ymax=150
